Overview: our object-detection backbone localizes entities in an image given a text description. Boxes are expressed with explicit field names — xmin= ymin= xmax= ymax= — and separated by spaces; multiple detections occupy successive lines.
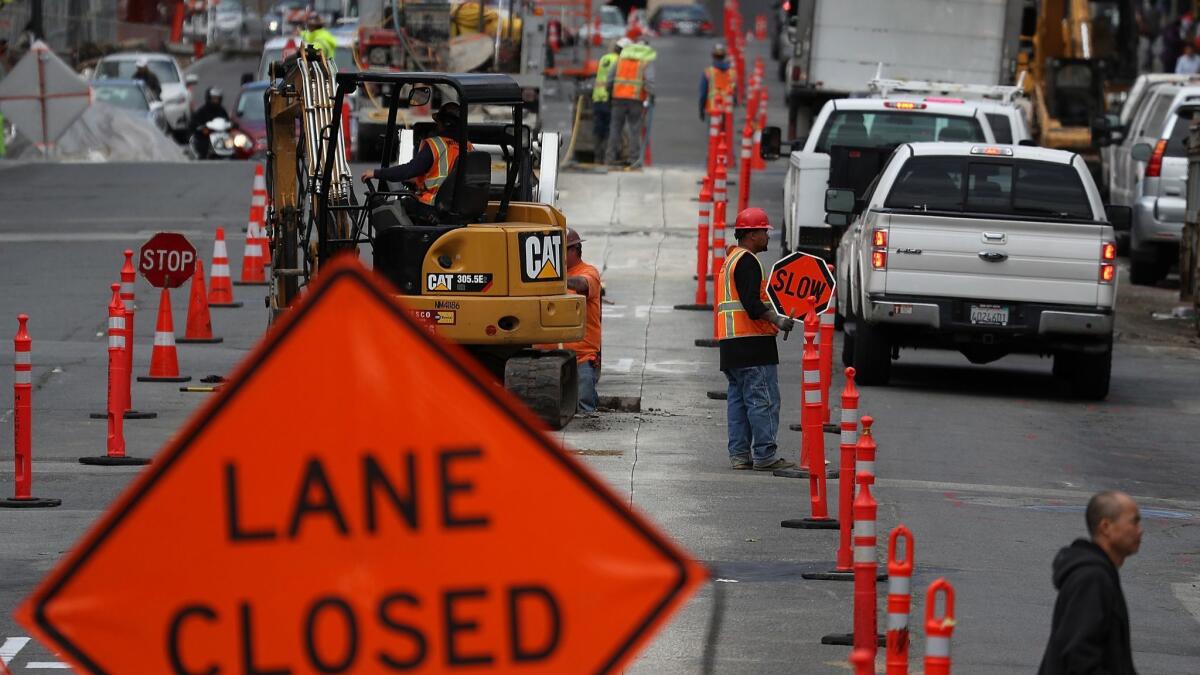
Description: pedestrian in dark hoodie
xmin=1038 ymin=490 xmax=1142 ymax=674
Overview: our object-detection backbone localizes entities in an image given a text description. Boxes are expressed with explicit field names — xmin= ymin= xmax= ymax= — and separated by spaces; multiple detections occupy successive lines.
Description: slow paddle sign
xmin=767 ymin=251 xmax=836 ymax=317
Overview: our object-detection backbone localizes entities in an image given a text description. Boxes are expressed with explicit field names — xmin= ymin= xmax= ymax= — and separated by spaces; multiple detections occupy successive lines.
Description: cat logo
xmin=519 ymin=231 xmax=564 ymax=282
xmin=427 ymin=274 xmax=453 ymax=292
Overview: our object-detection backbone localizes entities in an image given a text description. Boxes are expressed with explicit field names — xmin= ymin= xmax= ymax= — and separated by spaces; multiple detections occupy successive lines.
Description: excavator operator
xmin=360 ymin=102 xmax=471 ymax=208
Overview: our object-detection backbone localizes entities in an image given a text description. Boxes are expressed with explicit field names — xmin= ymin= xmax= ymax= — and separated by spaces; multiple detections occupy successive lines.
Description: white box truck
xmin=783 ymin=0 xmax=1025 ymax=137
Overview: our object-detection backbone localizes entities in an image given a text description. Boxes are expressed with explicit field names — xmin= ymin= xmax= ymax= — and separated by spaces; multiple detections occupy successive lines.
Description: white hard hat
xmin=616 ymin=37 xmax=632 ymax=49
xmin=135 ymin=56 xmax=149 ymax=67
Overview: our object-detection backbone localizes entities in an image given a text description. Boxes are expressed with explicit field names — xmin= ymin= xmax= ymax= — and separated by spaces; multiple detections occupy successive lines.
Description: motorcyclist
xmin=132 ymin=57 xmax=162 ymax=100
xmin=189 ymin=88 xmax=231 ymax=158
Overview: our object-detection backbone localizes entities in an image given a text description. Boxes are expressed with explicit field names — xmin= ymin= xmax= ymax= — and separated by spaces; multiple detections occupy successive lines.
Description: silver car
xmin=1128 ymin=105 xmax=1192 ymax=285
xmin=91 ymin=79 xmax=169 ymax=134
xmin=93 ymin=53 xmax=196 ymax=137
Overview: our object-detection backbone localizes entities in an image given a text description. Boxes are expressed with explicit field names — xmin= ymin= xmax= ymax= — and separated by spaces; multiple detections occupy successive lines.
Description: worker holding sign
xmin=716 ymin=208 xmax=796 ymax=471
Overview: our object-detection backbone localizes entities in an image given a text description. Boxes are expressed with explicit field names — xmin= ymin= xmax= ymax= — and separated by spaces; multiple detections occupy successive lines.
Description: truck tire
xmin=1067 ymin=344 xmax=1112 ymax=400
xmin=851 ymin=315 xmax=890 ymax=385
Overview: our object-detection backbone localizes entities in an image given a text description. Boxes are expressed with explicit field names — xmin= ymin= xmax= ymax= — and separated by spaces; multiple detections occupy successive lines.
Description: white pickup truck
xmin=777 ymin=81 xmax=1029 ymax=261
xmin=830 ymin=143 xmax=1129 ymax=399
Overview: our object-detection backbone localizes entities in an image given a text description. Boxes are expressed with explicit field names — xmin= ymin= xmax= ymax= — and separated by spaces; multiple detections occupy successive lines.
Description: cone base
xmin=177 ymin=336 xmax=224 ymax=343
xmin=706 ymin=390 xmax=727 ymax=400
xmin=674 ymin=303 xmax=714 ymax=311
xmin=772 ymin=467 xmax=839 ymax=479
xmin=691 ymin=274 xmax=715 ymax=281
xmin=180 ymin=385 xmax=221 ymax=393
xmin=781 ymin=517 xmax=840 ymax=530
xmin=233 ymin=280 xmax=268 ymax=286
xmin=801 ymin=569 xmax=855 ymax=581
xmin=209 ymin=301 xmax=243 ymax=308
xmin=88 ymin=409 xmax=158 ymax=420
xmin=820 ymin=633 xmax=887 ymax=647
xmin=79 ymin=455 xmax=151 ymax=466
xmin=788 ymin=423 xmax=844 ymax=434
xmin=695 ymin=338 xmax=720 ymax=347
xmin=138 ymin=375 xmax=192 ymax=383
xmin=0 ymin=496 xmax=62 ymax=508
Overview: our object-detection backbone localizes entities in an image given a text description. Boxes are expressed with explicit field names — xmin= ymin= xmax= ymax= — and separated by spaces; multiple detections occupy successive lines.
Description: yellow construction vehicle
xmin=1015 ymin=0 xmax=1137 ymax=167
xmin=264 ymin=47 xmax=584 ymax=427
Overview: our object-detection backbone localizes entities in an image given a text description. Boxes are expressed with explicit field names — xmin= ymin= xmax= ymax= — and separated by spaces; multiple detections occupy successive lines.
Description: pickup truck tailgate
xmin=881 ymin=212 xmax=1105 ymax=306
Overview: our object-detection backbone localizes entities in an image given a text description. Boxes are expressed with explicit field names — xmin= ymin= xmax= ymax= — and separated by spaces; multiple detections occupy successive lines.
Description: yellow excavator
xmin=263 ymin=47 xmax=584 ymax=428
xmin=1015 ymin=0 xmax=1137 ymax=168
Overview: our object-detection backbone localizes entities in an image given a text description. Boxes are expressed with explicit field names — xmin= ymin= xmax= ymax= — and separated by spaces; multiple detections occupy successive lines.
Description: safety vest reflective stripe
xmin=888 ymin=575 xmax=911 ymax=596
xmin=612 ymin=55 xmax=645 ymax=100
xmin=593 ymin=53 xmax=618 ymax=102
xmin=705 ymin=66 xmax=733 ymax=113
xmin=715 ymin=248 xmax=778 ymax=341
xmin=887 ymin=613 xmax=909 ymax=630
xmin=926 ymin=636 xmax=951 ymax=658
xmin=417 ymin=137 xmax=462 ymax=205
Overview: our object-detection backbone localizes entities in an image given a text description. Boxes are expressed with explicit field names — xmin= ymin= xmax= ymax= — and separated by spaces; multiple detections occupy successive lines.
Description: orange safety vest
xmin=715 ymin=246 xmax=779 ymax=340
xmin=414 ymin=135 xmax=461 ymax=204
xmin=611 ymin=55 xmax=646 ymax=101
xmin=538 ymin=261 xmax=602 ymax=364
xmin=705 ymin=65 xmax=734 ymax=114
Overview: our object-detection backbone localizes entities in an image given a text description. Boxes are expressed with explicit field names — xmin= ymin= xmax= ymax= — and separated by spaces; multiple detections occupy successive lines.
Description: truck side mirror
xmin=1105 ymin=204 xmax=1132 ymax=232
xmin=1091 ymin=113 xmax=1124 ymax=147
xmin=1130 ymin=143 xmax=1153 ymax=162
xmin=825 ymin=212 xmax=851 ymax=226
xmin=825 ymin=188 xmax=856 ymax=214
xmin=760 ymin=126 xmax=782 ymax=160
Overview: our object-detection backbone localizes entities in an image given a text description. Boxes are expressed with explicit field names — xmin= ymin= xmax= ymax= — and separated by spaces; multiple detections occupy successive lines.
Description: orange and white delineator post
xmin=94 ymin=250 xmax=156 ymax=420
xmin=137 ymin=287 xmax=191 ymax=383
xmin=678 ymin=178 xmax=714 ymax=310
xmin=1 ymin=315 xmax=61 ymax=507
xmin=707 ymin=92 xmax=724 ymax=180
xmin=711 ymin=141 xmax=730 ymax=278
xmin=237 ymin=164 xmax=269 ymax=285
xmin=887 ymin=524 xmax=915 ymax=675
xmin=924 ymin=578 xmax=956 ymax=675
xmin=857 ymin=415 xmax=878 ymax=485
xmin=737 ymin=115 xmax=754 ymax=213
xmin=80 ymin=286 xmax=150 ymax=466
xmin=753 ymin=87 xmax=767 ymax=171
xmin=850 ymin=647 xmax=873 ymax=675
xmin=794 ymin=308 xmax=837 ymax=528
xmin=853 ymin=469 xmax=879 ymax=662
xmin=819 ymin=267 xmax=837 ymax=425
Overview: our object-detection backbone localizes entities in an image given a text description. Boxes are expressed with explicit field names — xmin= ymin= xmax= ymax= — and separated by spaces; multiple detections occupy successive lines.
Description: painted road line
xmin=879 ymin=478 xmax=1200 ymax=511
xmin=609 ymin=358 xmax=634 ymax=374
xmin=26 ymin=663 xmax=71 ymax=669
xmin=1172 ymin=576 xmax=1200 ymax=627
xmin=0 ymin=637 xmax=29 ymax=665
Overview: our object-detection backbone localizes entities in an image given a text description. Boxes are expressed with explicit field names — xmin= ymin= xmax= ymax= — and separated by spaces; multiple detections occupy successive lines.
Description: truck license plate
xmin=969 ymin=304 xmax=1009 ymax=326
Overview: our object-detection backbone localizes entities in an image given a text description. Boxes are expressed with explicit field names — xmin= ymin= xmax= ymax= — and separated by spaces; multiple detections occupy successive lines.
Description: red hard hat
xmin=734 ymin=207 xmax=771 ymax=230
xmin=626 ymin=25 xmax=642 ymax=40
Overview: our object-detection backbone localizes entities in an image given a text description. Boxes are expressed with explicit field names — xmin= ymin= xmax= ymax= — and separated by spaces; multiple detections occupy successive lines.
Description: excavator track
xmin=504 ymin=350 xmax=578 ymax=430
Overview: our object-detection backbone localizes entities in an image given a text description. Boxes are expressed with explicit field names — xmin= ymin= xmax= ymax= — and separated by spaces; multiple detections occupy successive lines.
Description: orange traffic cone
xmin=177 ymin=260 xmax=222 ymax=344
xmin=236 ymin=222 xmax=267 ymax=286
xmin=138 ymin=287 xmax=191 ymax=382
xmin=208 ymin=228 xmax=243 ymax=308
xmin=251 ymin=164 xmax=270 ymax=274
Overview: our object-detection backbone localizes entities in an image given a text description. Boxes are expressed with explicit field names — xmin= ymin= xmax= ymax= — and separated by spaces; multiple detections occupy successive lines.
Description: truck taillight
xmin=1100 ymin=263 xmax=1115 ymax=283
xmin=871 ymin=228 xmax=887 ymax=268
xmin=872 ymin=250 xmax=888 ymax=269
xmin=872 ymin=229 xmax=887 ymax=248
xmin=1101 ymin=241 xmax=1116 ymax=261
xmin=1145 ymin=139 xmax=1167 ymax=177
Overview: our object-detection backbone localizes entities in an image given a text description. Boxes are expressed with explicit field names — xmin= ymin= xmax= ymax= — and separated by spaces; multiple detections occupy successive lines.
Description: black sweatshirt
xmin=1038 ymin=539 xmax=1137 ymax=675
xmin=719 ymin=251 xmax=779 ymax=371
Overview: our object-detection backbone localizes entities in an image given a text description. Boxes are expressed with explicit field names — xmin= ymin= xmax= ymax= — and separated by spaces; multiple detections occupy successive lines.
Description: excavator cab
xmin=265 ymin=58 xmax=585 ymax=428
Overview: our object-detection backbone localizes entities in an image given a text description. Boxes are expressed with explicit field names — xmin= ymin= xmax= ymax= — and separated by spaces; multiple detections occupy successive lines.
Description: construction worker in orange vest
xmin=536 ymin=228 xmax=603 ymax=412
xmin=605 ymin=26 xmax=655 ymax=168
xmin=717 ymin=208 xmax=796 ymax=471
xmin=699 ymin=43 xmax=735 ymax=121
xmin=361 ymin=102 xmax=471 ymax=212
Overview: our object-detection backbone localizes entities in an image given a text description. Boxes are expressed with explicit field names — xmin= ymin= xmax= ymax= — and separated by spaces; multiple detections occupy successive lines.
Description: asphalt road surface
xmin=1 ymin=6 xmax=1199 ymax=673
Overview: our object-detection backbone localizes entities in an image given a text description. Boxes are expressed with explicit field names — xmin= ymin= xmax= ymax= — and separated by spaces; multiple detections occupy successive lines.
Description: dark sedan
xmin=649 ymin=4 xmax=713 ymax=36
xmin=233 ymin=81 xmax=270 ymax=157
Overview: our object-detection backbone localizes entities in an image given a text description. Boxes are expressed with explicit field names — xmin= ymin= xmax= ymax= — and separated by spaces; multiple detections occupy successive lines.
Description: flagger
xmin=717 ymin=208 xmax=796 ymax=471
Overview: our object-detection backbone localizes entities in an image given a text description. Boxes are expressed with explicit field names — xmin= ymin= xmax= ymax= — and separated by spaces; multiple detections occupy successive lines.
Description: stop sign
xmin=767 ymin=251 xmax=836 ymax=317
xmin=139 ymin=233 xmax=197 ymax=289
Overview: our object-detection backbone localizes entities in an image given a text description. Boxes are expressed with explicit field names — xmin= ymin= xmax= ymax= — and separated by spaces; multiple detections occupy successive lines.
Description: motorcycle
xmin=190 ymin=117 xmax=254 ymax=160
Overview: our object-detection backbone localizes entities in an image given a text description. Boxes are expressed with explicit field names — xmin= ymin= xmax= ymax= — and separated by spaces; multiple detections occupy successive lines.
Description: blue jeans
xmin=725 ymin=364 xmax=781 ymax=466
xmin=578 ymin=359 xmax=599 ymax=412
xmin=592 ymin=100 xmax=611 ymax=162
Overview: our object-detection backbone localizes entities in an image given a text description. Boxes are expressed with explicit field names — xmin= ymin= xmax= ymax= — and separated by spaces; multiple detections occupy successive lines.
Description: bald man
xmin=1038 ymin=491 xmax=1142 ymax=674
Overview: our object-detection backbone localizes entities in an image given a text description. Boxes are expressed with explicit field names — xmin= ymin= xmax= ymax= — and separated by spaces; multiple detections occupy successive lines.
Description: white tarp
xmin=10 ymin=103 xmax=186 ymax=162
xmin=0 ymin=40 xmax=91 ymax=151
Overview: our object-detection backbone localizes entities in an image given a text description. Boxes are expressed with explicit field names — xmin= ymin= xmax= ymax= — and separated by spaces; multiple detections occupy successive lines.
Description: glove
xmin=764 ymin=309 xmax=795 ymax=332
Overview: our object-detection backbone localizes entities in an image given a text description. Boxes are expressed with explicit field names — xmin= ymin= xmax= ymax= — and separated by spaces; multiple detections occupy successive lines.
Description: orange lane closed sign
xmin=15 ymin=258 xmax=706 ymax=674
